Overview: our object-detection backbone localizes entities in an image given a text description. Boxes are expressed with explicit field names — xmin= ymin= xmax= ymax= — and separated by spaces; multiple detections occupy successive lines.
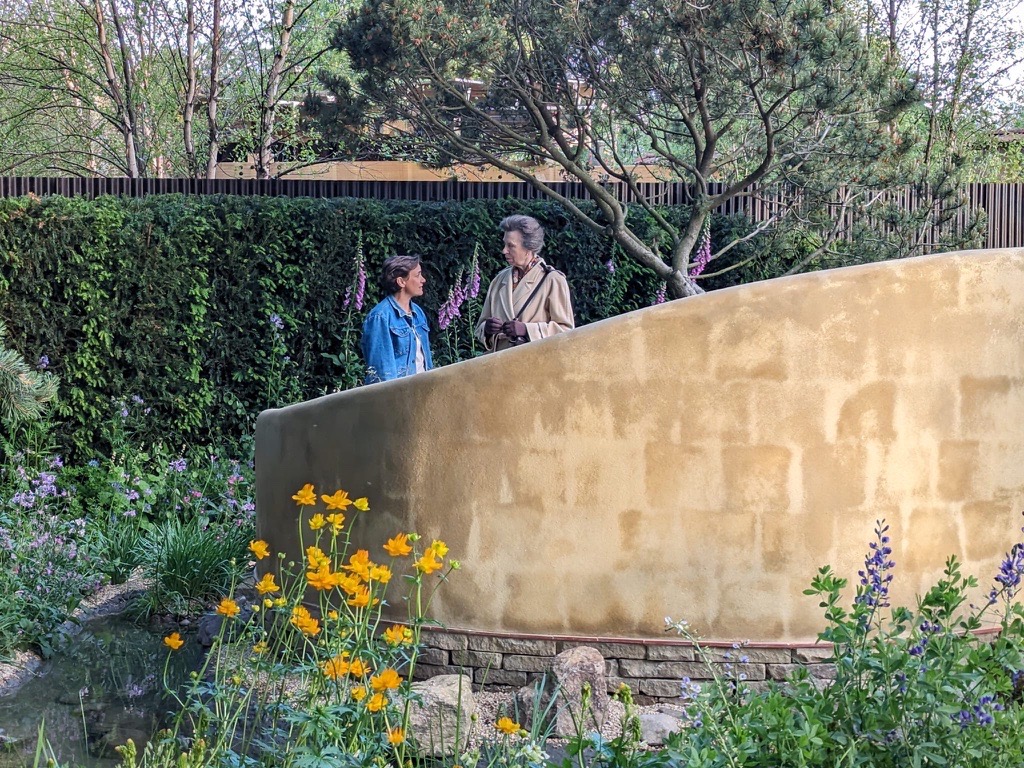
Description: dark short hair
xmin=500 ymin=215 xmax=544 ymax=254
xmin=381 ymin=254 xmax=421 ymax=294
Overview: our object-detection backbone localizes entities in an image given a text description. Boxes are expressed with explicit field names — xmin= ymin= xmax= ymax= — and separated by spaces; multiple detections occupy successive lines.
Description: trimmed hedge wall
xmin=0 ymin=194 xmax=771 ymax=457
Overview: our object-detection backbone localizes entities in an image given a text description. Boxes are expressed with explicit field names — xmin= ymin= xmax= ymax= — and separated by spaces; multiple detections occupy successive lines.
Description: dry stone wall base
xmin=412 ymin=629 xmax=836 ymax=703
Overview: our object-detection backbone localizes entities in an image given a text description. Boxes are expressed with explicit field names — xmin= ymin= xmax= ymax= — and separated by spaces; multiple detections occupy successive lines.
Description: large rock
xmin=518 ymin=646 xmax=609 ymax=738
xmin=405 ymin=674 xmax=476 ymax=756
xmin=638 ymin=712 xmax=684 ymax=745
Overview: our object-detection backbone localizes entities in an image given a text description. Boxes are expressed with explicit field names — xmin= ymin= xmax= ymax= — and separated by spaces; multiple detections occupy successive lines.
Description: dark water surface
xmin=0 ymin=616 xmax=202 ymax=768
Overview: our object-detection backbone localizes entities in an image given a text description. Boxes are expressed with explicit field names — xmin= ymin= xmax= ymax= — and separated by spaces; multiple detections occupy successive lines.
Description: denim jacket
xmin=360 ymin=296 xmax=433 ymax=384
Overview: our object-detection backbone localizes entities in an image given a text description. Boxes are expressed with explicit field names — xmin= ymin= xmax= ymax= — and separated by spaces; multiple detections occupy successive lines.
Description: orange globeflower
xmin=308 ymin=513 xmax=326 ymax=531
xmin=369 ymin=564 xmax=392 ymax=584
xmin=429 ymin=540 xmax=449 ymax=559
xmin=387 ymin=727 xmax=405 ymax=745
xmin=252 ymin=641 xmax=269 ymax=654
xmin=344 ymin=549 xmax=372 ymax=580
xmin=371 ymin=668 xmax=403 ymax=692
xmin=321 ymin=654 xmax=351 ymax=680
xmin=249 ymin=540 xmax=270 ymax=560
xmin=306 ymin=545 xmax=330 ymax=569
xmin=383 ymin=533 xmax=412 ymax=557
xmin=495 ymin=717 xmax=521 ymax=735
xmin=384 ymin=625 xmax=413 ymax=645
xmin=353 ymin=497 xmax=370 ymax=512
xmin=306 ymin=565 xmax=338 ymax=592
xmin=163 ymin=632 xmax=185 ymax=651
xmin=292 ymin=484 xmax=316 ymax=506
xmin=256 ymin=572 xmax=279 ymax=595
xmin=337 ymin=573 xmax=363 ymax=596
xmin=415 ymin=551 xmax=442 ymax=575
xmin=322 ymin=490 xmax=353 ymax=511
xmin=290 ymin=605 xmax=321 ymax=636
xmin=366 ymin=692 xmax=388 ymax=712
xmin=326 ymin=512 xmax=346 ymax=534
xmin=351 ymin=685 xmax=367 ymax=701
xmin=216 ymin=598 xmax=241 ymax=617
xmin=348 ymin=658 xmax=369 ymax=677
xmin=348 ymin=586 xmax=379 ymax=609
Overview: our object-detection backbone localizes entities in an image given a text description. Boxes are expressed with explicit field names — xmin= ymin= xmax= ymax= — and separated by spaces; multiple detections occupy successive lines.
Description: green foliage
xmin=0 ymin=318 xmax=57 ymax=428
xmin=0 ymin=193 xmax=781 ymax=458
xmin=660 ymin=522 xmax=1024 ymax=767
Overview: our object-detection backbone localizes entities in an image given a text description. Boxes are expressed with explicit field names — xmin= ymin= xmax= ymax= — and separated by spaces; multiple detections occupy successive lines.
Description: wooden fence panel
xmin=1 ymin=176 xmax=1023 ymax=249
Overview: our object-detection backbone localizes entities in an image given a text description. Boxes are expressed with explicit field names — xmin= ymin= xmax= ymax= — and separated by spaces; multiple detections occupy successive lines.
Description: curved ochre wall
xmin=255 ymin=248 xmax=1024 ymax=643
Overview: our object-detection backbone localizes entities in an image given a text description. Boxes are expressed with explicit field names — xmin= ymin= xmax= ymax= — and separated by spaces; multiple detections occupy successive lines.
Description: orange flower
xmin=344 ymin=549 xmax=372 ymax=580
xmin=367 ymin=692 xmax=388 ymax=712
xmin=290 ymin=605 xmax=321 ymax=636
xmin=353 ymin=497 xmax=370 ymax=512
xmin=371 ymin=668 xmax=403 ymax=692
xmin=495 ymin=717 xmax=521 ymax=735
xmin=368 ymin=564 xmax=392 ymax=584
xmin=387 ymin=726 xmax=405 ymax=745
xmin=429 ymin=539 xmax=449 ymax=558
xmin=351 ymin=685 xmax=367 ymax=701
xmin=248 ymin=540 xmax=270 ymax=560
xmin=326 ymin=512 xmax=346 ymax=533
xmin=306 ymin=565 xmax=339 ymax=591
xmin=306 ymin=545 xmax=330 ymax=569
xmin=337 ymin=572 xmax=363 ymax=596
xmin=308 ymin=513 xmax=326 ymax=530
xmin=383 ymin=625 xmax=413 ymax=645
xmin=415 ymin=551 xmax=442 ymax=575
xmin=216 ymin=598 xmax=240 ymax=617
xmin=292 ymin=484 xmax=316 ymax=506
xmin=252 ymin=641 xmax=268 ymax=654
xmin=321 ymin=654 xmax=351 ymax=680
xmin=163 ymin=632 xmax=184 ymax=651
xmin=347 ymin=585 xmax=379 ymax=609
xmin=255 ymin=572 xmax=279 ymax=595
xmin=322 ymin=490 xmax=353 ymax=511
xmin=383 ymin=533 xmax=412 ymax=557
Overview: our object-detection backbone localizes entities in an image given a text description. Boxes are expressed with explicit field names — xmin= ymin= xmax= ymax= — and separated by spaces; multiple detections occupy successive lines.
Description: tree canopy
xmin=332 ymin=0 xmax=917 ymax=295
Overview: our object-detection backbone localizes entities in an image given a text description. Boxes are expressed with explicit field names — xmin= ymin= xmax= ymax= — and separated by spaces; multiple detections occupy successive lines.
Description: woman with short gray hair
xmin=475 ymin=215 xmax=575 ymax=352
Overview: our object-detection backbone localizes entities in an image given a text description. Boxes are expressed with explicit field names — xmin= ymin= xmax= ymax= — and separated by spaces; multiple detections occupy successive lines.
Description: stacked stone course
xmin=412 ymin=629 xmax=835 ymax=701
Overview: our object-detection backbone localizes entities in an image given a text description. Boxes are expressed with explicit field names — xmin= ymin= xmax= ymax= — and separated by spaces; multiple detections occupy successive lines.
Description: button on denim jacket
xmin=360 ymin=296 xmax=434 ymax=384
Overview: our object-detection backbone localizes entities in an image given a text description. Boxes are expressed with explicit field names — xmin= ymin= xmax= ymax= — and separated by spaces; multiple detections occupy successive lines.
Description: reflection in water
xmin=0 ymin=616 xmax=202 ymax=768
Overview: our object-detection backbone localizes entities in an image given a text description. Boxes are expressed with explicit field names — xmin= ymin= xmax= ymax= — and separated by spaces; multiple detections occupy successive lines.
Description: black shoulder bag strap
xmin=513 ymin=264 xmax=555 ymax=321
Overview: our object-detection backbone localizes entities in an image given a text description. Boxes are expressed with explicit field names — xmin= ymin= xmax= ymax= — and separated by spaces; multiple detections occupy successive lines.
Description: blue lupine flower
xmin=856 ymin=521 xmax=895 ymax=610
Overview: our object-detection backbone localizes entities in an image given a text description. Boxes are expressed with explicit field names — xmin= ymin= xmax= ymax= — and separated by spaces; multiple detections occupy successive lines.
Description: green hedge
xmin=0 ymin=194 xmax=775 ymax=457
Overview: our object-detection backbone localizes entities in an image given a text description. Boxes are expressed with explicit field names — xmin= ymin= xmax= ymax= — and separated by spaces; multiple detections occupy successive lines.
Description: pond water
xmin=0 ymin=616 xmax=203 ymax=768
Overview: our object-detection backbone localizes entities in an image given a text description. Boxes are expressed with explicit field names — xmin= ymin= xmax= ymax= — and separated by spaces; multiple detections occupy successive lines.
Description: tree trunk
xmin=205 ymin=0 xmax=222 ymax=179
xmin=256 ymin=0 xmax=295 ymax=179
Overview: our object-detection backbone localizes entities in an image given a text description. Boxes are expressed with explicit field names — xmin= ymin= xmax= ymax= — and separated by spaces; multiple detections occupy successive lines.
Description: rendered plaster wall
xmin=255 ymin=248 xmax=1024 ymax=643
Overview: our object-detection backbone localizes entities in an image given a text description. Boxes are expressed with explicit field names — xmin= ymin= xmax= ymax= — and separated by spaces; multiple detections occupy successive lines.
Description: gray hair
xmin=499 ymin=214 xmax=544 ymax=255
xmin=381 ymin=254 xmax=421 ymax=294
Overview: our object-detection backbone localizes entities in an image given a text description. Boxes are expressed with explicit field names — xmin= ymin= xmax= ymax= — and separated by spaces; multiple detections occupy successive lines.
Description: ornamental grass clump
xmin=662 ymin=520 xmax=1024 ymax=768
xmin=126 ymin=483 xmax=459 ymax=768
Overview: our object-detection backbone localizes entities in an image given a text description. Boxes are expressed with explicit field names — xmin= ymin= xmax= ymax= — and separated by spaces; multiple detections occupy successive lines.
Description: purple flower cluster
xmin=855 ymin=521 xmax=895 ymax=610
xmin=955 ymin=694 xmax=1003 ymax=728
xmin=438 ymin=252 xmax=482 ymax=331
xmin=688 ymin=215 xmax=713 ymax=277
xmin=654 ymin=282 xmax=667 ymax=305
xmin=605 ymin=259 xmax=615 ymax=274
xmin=342 ymin=256 xmax=368 ymax=312
xmin=989 ymin=541 xmax=1024 ymax=603
xmin=908 ymin=620 xmax=941 ymax=657
xmin=168 ymin=457 xmax=188 ymax=473
xmin=37 ymin=355 xmax=49 ymax=370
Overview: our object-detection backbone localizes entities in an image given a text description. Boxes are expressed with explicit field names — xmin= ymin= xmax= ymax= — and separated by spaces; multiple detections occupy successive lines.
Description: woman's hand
xmin=483 ymin=317 xmax=504 ymax=335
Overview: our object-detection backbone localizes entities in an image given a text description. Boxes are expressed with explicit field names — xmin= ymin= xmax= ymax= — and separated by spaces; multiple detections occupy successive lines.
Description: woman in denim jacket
xmin=361 ymin=255 xmax=433 ymax=384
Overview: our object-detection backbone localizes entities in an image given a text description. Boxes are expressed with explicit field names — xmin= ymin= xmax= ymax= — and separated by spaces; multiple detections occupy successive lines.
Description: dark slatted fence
xmin=2 ymin=176 xmax=1023 ymax=249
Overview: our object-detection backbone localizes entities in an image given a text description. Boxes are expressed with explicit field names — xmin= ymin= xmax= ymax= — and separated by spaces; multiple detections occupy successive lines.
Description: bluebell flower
xmin=269 ymin=313 xmax=284 ymax=331
xmin=37 ymin=355 xmax=49 ymax=370
xmin=87 ymin=459 xmax=99 ymax=468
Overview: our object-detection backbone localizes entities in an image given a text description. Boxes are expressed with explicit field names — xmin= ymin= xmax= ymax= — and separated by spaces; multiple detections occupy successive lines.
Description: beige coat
xmin=474 ymin=259 xmax=575 ymax=352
